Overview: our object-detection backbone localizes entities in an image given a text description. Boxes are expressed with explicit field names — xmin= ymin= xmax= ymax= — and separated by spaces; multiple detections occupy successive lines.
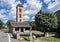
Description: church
xmin=9 ymin=4 xmax=32 ymax=33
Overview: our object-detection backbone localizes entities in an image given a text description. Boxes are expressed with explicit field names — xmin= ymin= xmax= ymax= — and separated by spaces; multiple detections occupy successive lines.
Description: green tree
xmin=29 ymin=22 xmax=36 ymax=30
xmin=6 ymin=20 xmax=15 ymax=27
xmin=55 ymin=10 xmax=60 ymax=24
xmin=0 ymin=20 xmax=3 ymax=28
xmin=55 ymin=10 xmax=60 ymax=34
xmin=35 ymin=10 xmax=58 ymax=37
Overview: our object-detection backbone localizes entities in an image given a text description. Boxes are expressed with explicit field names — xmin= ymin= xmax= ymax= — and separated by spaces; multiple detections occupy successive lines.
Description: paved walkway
xmin=0 ymin=30 xmax=18 ymax=42
xmin=0 ymin=32 xmax=8 ymax=42
xmin=9 ymin=33 xmax=18 ymax=42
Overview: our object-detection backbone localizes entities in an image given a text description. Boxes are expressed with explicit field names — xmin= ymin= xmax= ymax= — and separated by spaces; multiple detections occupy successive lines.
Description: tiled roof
xmin=10 ymin=21 xmax=31 ymax=28
xmin=16 ymin=4 xmax=23 ymax=7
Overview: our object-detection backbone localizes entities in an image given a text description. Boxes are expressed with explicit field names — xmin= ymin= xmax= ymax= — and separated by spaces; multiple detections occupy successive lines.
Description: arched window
xmin=20 ymin=19 xmax=21 ymax=22
xmin=19 ymin=14 xmax=21 ymax=18
xmin=19 ymin=9 xmax=21 ymax=12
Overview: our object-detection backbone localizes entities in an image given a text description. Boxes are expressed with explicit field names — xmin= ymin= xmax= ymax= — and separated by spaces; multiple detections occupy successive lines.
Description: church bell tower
xmin=16 ymin=4 xmax=23 ymax=23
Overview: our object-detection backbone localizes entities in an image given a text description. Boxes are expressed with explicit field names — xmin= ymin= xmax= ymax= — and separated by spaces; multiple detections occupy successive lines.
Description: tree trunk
xmin=44 ymin=30 xmax=46 ymax=36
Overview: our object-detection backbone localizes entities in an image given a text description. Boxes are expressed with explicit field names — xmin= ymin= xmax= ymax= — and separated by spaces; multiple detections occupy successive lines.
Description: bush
xmin=57 ymin=27 xmax=60 ymax=34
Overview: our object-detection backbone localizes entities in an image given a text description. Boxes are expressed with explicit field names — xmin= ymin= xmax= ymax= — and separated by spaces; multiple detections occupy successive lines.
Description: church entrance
xmin=21 ymin=28 xmax=24 ymax=32
xmin=15 ymin=27 xmax=19 ymax=31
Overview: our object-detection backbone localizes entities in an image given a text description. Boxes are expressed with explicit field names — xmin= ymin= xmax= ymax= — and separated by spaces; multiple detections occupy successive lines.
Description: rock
xmin=20 ymin=37 xmax=24 ymax=40
xmin=33 ymin=35 xmax=36 ymax=38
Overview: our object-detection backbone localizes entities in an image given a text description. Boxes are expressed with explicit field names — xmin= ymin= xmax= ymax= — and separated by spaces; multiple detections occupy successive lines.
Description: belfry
xmin=16 ymin=4 xmax=23 ymax=23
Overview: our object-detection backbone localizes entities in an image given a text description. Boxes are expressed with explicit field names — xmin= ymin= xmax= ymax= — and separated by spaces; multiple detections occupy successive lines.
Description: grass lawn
xmin=0 ymin=28 xmax=8 ymax=31
xmin=18 ymin=31 xmax=60 ymax=42
xmin=18 ymin=36 xmax=60 ymax=42
xmin=34 ymin=36 xmax=60 ymax=42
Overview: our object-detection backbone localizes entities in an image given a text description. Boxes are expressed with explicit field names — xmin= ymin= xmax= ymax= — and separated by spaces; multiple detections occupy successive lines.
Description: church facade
xmin=9 ymin=4 xmax=31 ymax=33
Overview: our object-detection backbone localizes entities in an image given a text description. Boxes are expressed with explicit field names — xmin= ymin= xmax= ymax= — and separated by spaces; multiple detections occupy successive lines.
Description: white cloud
xmin=3 ymin=20 xmax=8 ymax=23
xmin=0 ymin=0 xmax=15 ymax=4
xmin=0 ymin=13 xmax=9 ymax=23
xmin=47 ymin=0 xmax=60 ymax=12
xmin=31 ymin=16 xmax=35 ymax=21
xmin=0 ymin=9 xmax=8 ymax=19
xmin=0 ymin=0 xmax=15 ymax=7
xmin=0 ymin=9 xmax=9 ymax=14
xmin=24 ymin=10 xmax=35 ymax=15
xmin=0 ymin=0 xmax=42 ymax=23
xmin=0 ymin=0 xmax=22 ymax=23
xmin=9 ymin=1 xmax=22 ymax=19
xmin=23 ymin=0 xmax=42 ymax=15
xmin=0 ymin=13 xmax=5 ymax=18
xmin=44 ymin=0 xmax=51 ymax=4
xmin=23 ymin=15 xmax=30 ymax=21
xmin=23 ymin=0 xmax=42 ymax=21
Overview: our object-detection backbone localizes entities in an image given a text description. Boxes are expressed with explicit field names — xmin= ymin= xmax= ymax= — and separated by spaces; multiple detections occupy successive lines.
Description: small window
xmin=19 ymin=9 xmax=21 ymax=12
xmin=20 ymin=19 xmax=21 ymax=22
xmin=19 ymin=14 xmax=21 ymax=18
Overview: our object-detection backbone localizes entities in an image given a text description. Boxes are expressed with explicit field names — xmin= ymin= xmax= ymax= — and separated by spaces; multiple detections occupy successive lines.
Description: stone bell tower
xmin=16 ymin=4 xmax=23 ymax=23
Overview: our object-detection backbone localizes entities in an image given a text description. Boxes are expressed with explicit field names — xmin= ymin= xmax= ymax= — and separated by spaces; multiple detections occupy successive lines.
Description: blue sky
xmin=0 ymin=0 xmax=60 ymax=23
